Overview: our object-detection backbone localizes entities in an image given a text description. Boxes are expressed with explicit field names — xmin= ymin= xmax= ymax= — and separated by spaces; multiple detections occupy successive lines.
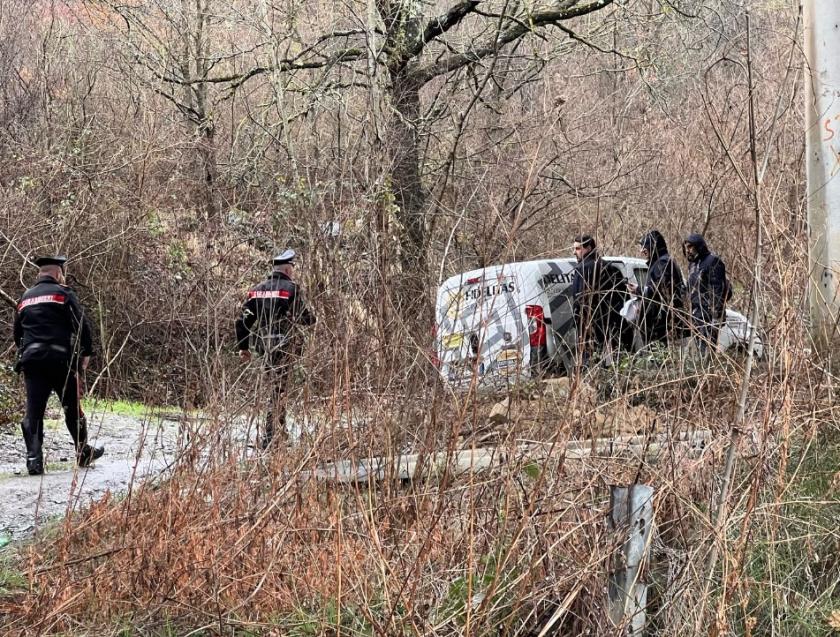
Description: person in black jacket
xmin=628 ymin=230 xmax=687 ymax=345
xmin=571 ymin=235 xmax=629 ymax=364
xmin=13 ymin=256 xmax=103 ymax=475
xmin=683 ymin=234 xmax=728 ymax=354
xmin=235 ymin=250 xmax=315 ymax=449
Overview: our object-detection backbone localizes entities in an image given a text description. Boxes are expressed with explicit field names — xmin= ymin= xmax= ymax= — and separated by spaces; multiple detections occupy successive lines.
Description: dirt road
xmin=0 ymin=410 xmax=182 ymax=542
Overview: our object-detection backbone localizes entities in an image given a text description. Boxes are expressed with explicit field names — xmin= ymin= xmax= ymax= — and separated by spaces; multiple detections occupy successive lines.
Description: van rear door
xmin=436 ymin=267 xmax=528 ymax=387
xmin=537 ymin=260 xmax=578 ymax=373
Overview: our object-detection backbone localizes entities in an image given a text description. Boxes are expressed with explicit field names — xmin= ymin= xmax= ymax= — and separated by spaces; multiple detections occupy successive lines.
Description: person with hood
xmin=628 ymin=230 xmax=687 ymax=345
xmin=571 ymin=235 xmax=630 ymax=364
xmin=683 ymin=233 xmax=729 ymax=354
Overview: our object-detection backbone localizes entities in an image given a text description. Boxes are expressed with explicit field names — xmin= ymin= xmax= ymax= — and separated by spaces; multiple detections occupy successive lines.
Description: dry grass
xmin=0 ymin=2 xmax=834 ymax=635
xmin=1 ymin=351 xmax=837 ymax=636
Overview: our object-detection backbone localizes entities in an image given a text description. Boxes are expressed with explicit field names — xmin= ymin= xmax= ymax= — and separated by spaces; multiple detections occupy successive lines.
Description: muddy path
xmin=0 ymin=406 xmax=311 ymax=543
xmin=0 ymin=410 xmax=184 ymax=542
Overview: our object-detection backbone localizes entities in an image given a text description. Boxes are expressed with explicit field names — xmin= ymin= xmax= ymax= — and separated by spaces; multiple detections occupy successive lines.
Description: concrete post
xmin=608 ymin=484 xmax=654 ymax=636
xmin=805 ymin=1 xmax=840 ymax=353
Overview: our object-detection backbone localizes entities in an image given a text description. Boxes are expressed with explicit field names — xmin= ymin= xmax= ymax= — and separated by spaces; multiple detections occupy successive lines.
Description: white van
xmin=434 ymin=257 xmax=762 ymax=388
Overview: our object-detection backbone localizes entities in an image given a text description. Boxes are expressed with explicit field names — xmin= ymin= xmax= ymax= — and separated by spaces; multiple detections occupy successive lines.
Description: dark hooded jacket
xmin=684 ymin=233 xmax=728 ymax=329
xmin=637 ymin=230 xmax=687 ymax=343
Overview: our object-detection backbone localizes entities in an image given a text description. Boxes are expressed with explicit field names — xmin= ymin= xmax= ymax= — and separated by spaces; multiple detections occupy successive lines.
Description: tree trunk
xmin=388 ymin=71 xmax=429 ymax=320
xmin=197 ymin=121 xmax=219 ymax=224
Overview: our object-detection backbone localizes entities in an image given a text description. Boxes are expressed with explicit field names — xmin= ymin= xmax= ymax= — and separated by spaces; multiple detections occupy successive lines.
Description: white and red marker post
xmin=805 ymin=1 xmax=840 ymax=354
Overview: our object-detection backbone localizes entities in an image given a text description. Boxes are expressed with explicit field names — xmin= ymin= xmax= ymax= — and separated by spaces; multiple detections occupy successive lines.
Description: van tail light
xmin=525 ymin=305 xmax=546 ymax=348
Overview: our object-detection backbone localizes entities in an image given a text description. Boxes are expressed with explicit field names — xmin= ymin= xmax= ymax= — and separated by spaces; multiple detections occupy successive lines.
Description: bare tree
xmin=96 ymin=0 xmax=222 ymax=222
xmin=93 ymin=0 xmax=618 ymax=313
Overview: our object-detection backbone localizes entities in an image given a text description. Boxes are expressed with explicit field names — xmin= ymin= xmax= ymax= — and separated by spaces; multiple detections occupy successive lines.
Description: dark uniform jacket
xmin=13 ymin=275 xmax=93 ymax=371
xmin=235 ymin=271 xmax=315 ymax=358
xmin=638 ymin=231 xmax=687 ymax=343
xmin=685 ymin=233 xmax=728 ymax=328
xmin=572 ymin=251 xmax=625 ymax=343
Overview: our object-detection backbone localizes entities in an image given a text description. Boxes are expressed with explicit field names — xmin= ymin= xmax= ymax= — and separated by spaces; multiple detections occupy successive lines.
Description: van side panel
xmin=436 ymin=258 xmax=648 ymax=387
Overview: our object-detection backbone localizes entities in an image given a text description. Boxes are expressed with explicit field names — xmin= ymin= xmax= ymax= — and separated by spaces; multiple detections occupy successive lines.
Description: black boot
xmin=78 ymin=444 xmax=105 ymax=467
xmin=73 ymin=414 xmax=103 ymax=466
xmin=261 ymin=406 xmax=290 ymax=450
xmin=260 ymin=422 xmax=275 ymax=450
xmin=21 ymin=417 xmax=44 ymax=475
xmin=260 ymin=429 xmax=289 ymax=450
xmin=26 ymin=454 xmax=44 ymax=476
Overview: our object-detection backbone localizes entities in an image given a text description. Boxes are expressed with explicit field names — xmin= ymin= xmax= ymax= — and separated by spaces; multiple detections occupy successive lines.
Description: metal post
xmin=805 ymin=1 xmax=840 ymax=353
xmin=608 ymin=484 xmax=654 ymax=636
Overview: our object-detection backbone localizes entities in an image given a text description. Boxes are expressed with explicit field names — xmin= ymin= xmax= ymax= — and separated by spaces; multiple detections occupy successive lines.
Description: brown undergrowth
xmin=0 ymin=373 xmax=761 ymax=636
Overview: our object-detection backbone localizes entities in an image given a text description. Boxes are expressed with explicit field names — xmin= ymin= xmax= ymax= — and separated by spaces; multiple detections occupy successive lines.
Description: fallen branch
xmin=0 ymin=286 xmax=17 ymax=310
xmin=33 ymin=546 xmax=127 ymax=574
xmin=310 ymin=429 xmax=712 ymax=483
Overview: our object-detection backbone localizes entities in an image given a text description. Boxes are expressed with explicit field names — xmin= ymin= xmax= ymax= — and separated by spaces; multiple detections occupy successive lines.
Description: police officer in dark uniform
xmin=235 ymin=250 xmax=315 ymax=449
xmin=13 ymin=256 xmax=104 ymax=475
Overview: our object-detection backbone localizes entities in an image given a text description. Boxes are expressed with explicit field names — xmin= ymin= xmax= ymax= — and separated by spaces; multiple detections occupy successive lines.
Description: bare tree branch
xmin=552 ymin=22 xmax=637 ymax=62
xmin=158 ymin=47 xmax=365 ymax=90
xmin=410 ymin=0 xmax=615 ymax=85
xmin=0 ymin=286 xmax=17 ymax=309
xmin=420 ymin=1 xmax=481 ymax=49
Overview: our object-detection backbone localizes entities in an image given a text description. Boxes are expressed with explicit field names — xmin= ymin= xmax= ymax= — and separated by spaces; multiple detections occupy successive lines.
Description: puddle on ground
xmin=0 ymin=411 xmax=182 ymax=541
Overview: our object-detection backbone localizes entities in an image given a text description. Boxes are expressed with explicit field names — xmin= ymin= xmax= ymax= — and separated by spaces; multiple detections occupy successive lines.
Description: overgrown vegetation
xmin=80 ymin=398 xmax=183 ymax=419
xmin=0 ymin=364 xmax=21 ymax=429
xmin=0 ymin=0 xmax=835 ymax=635
xmin=743 ymin=432 xmax=840 ymax=637
xmin=1 ymin=359 xmax=837 ymax=635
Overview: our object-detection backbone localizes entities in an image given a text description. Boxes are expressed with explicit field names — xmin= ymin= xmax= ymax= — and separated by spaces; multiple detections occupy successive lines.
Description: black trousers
xmin=697 ymin=324 xmax=720 ymax=354
xmin=694 ymin=323 xmax=721 ymax=355
xmin=578 ymin=316 xmax=633 ymax=360
xmin=21 ymin=362 xmax=87 ymax=461
xmin=262 ymin=353 xmax=294 ymax=448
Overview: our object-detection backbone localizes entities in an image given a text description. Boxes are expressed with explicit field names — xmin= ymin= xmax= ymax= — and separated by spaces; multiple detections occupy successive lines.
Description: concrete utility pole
xmin=805 ymin=1 xmax=840 ymax=353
